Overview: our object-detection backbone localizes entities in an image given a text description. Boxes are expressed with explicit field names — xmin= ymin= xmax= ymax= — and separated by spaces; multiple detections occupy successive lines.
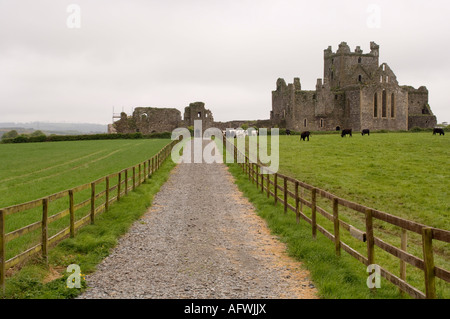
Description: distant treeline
xmin=1 ymin=131 xmax=172 ymax=144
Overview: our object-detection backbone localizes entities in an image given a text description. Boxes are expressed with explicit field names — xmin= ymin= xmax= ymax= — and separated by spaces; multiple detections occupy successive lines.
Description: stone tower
xmin=271 ymin=41 xmax=437 ymax=132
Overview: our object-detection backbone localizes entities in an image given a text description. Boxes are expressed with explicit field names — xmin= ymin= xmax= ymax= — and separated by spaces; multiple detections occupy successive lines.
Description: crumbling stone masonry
xmin=110 ymin=41 xmax=437 ymax=134
xmin=271 ymin=41 xmax=437 ymax=131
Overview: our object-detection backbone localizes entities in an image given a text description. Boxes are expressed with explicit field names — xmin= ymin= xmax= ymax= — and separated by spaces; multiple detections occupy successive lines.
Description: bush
xmin=1 ymin=132 xmax=171 ymax=144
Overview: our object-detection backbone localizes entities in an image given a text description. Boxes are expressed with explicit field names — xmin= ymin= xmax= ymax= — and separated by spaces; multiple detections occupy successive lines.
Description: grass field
xmin=0 ymin=139 xmax=171 ymax=263
xmin=225 ymin=131 xmax=450 ymax=298
xmin=275 ymin=132 xmax=449 ymax=231
xmin=0 ymin=139 xmax=171 ymax=208
xmin=4 ymin=155 xmax=177 ymax=299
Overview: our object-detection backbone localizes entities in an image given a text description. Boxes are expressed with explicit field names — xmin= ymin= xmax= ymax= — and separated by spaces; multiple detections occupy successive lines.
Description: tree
xmin=1 ymin=130 xmax=19 ymax=140
xmin=30 ymin=130 xmax=46 ymax=137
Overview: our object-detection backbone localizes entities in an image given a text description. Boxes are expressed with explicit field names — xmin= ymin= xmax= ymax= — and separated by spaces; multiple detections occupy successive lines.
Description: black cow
xmin=361 ymin=129 xmax=370 ymax=136
xmin=433 ymin=128 xmax=445 ymax=136
xmin=286 ymin=129 xmax=291 ymax=136
xmin=300 ymin=131 xmax=310 ymax=141
xmin=341 ymin=129 xmax=352 ymax=137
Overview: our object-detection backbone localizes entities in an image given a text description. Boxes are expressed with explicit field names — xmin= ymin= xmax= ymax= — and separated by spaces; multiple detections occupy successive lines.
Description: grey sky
xmin=1 ymin=0 xmax=449 ymax=125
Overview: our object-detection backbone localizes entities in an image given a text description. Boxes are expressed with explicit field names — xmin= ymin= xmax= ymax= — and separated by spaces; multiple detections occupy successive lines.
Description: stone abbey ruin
xmin=110 ymin=41 xmax=437 ymax=134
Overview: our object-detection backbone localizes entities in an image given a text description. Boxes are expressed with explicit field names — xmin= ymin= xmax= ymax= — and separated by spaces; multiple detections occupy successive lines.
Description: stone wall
xmin=271 ymin=41 xmax=437 ymax=132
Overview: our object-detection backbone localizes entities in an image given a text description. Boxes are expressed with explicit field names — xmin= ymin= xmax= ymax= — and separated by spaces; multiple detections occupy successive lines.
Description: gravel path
xmin=79 ymin=140 xmax=317 ymax=299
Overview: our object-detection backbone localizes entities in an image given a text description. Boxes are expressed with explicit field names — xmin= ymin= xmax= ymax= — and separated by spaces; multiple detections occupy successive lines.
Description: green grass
xmin=0 ymin=139 xmax=171 ymax=208
xmin=226 ymin=162 xmax=402 ymax=299
xmin=2 ymin=155 xmax=176 ymax=299
xmin=222 ymin=132 xmax=450 ymax=298
xmin=0 ymin=139 xmax=171 ymax=259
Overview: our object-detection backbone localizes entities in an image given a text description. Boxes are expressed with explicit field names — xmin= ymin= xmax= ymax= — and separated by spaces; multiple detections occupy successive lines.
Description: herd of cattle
xmin=292 ymin=127 xmax=445 ymax=141
xmin=224 ymin=127 xmax=445 ymax=140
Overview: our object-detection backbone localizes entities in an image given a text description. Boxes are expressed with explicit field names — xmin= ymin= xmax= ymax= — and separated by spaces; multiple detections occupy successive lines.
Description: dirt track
xmin=79 ymin=140 xmax=317 ymax=299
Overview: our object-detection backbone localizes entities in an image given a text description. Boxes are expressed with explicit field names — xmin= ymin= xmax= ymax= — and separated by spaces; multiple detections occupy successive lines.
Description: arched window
xmin=382 ymin=90 xmax=387 ymax=117
xmin=373 ymin=92 xmax=378 ymax=117
xmin=391 ymin=93 xmax=395 ymax=117
xmin=358 ymin=57 xmax=362 ymax=64
xmin=358 ymin=75 xmax=362 ymax=82
xmin=304 ymin=118 xmax=307 ymax=127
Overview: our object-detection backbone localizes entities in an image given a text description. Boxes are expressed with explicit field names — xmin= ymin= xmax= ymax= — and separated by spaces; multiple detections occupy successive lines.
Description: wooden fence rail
xmin=223 ymin=136 xmax=450 ymax=299
xmin=0 ymin=138 xmax=179 ymax=292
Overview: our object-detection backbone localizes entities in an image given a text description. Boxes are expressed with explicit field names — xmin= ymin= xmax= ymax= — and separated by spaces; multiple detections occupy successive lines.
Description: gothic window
xmin=373 ymin=92 xmax=378 ymax=117
xmin=197 ymin=112 xmax=201 ymax=118
xmin=358 ymin=75 xmax=362 ymax=82
xmin=382 ymin=90 xmax=387 ymax=117
xmin=391 ymin=93 xmax=395 ymax=117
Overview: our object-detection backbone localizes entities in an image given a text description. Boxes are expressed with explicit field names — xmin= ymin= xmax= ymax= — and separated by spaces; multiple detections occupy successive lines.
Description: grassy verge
xmin=2 ymin=158 xmax=176 ymax=299
xmin=226 ymin=162 xmax=406 ymax=299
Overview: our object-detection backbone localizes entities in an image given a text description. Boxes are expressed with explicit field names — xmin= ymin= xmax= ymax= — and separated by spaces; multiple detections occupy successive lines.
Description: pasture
xmin=0 ymin=139 xmax=171 ymax=208
xmin=230 ymin=131 xmax=449 ymax=298
xmin=276 ymin=132 xmax=449 ymax=231
xmin=0 ymin=139 xmax=171 ymax=262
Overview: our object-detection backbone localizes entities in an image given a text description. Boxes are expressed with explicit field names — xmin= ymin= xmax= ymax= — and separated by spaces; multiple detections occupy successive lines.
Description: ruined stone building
xmin=110 ymin=101 xmax=270 ymax=134
xmin=271 ymin=41 xmax=437 ymax=131
xmin=110 ymin=102 xmax=218 ymax=134
xmin=110 ymin=41 xmax=437 ymax=134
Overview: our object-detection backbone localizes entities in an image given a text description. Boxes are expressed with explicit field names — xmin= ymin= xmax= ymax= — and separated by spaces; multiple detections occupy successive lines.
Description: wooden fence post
xmin=125 ymin=169 xmax=128 ymax=195
xmin=333 ymin=198 xmax=341 ymax=256
xmin=256 ymin=164 xmax=259 ymax=188
xmin=261 ymin=167 xmax=264 ymax=193
xmin=274 ymin=173 xmax=278 ymax=205
xmin=422 ymin=227 xmax=436 ymax=299
xmin=117 ymin=172 xmax=122 ymax=201
xmin=283 ymin=176 xmax=288 ymax=214
xmin=90 ymin=182 xmax=96 ymax=224
xmin=267 ymin=172 xmax=270 ymax=198
xmin=132 ymin=166 xmax=136 ymax=191
xmin=143 ymin=161 xmax=147 ymax=182
xmin=42 ymin=198 xmax=49 ymax=264
xmin=311 ymin=188 xmax=317 ymax=239
xmin=105 ymin=177 xmax=110 ymax=211
xmin=138 ymin=164 xmax=141 ymax=186
xmin=0 ymin=209 xmax=5 ymax=294
xmin=400 ymin=229 xmax=407 ymax=294
xmin=365 ymin=208 xmax=374 ymax=266
xmin=251 ymin=163 xmax=254 ymax=184
xmin=69 ymin=190 xmax=75 ymax=238
xmin=295 ymin=181 xmax=300 ymax=224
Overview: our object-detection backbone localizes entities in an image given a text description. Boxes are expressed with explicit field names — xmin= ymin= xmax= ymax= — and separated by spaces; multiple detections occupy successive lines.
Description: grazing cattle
xmin=361 ymin=129 xmax=370 ymax=136
xmin=433 ymin=128 xmax=445 ymax=136
xmin=341 ymin=129 xmax=352 ymax=137
xmin=286 ymin=129 xmax=291 ymax=136
xmin=300 ymin=131 xmax=310 ymax=141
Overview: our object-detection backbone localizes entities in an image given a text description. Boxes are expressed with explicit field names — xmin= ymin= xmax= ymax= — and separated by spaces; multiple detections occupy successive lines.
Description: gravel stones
xmin=78 ymin=140 xmax=317 ymax=299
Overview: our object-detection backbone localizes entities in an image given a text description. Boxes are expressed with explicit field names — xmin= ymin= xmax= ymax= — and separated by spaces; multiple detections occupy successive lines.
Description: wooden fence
xmin=0 ymin=138 xmax=179 ymax=292
xmin=223 ymin=136 xmax=450 ymax=299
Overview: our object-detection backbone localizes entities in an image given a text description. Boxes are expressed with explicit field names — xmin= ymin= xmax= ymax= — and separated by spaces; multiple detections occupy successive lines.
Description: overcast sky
xmin=1 ymin=0 xmax=449 ymax=125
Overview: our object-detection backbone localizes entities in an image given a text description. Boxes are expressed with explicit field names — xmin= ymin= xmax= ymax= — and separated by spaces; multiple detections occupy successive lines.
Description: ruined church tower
xmin=271 ymin=41 xmax=437 ymax=132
